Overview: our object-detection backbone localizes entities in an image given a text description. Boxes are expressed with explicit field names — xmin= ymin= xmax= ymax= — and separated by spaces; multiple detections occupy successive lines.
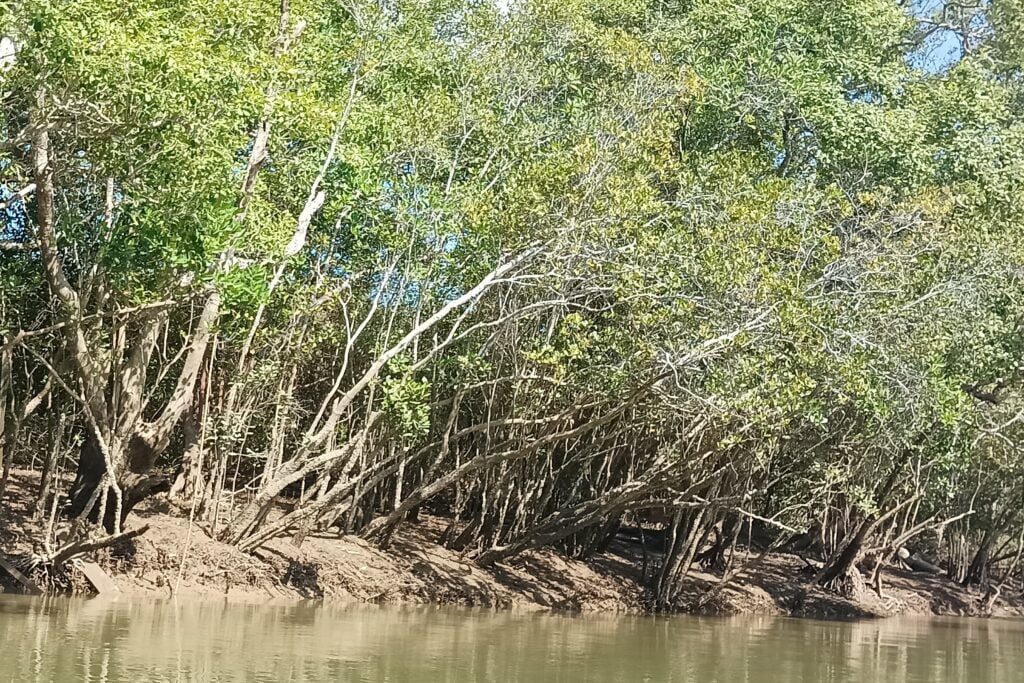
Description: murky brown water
xmin=0 ymin=595 xmax=1021 ymax=681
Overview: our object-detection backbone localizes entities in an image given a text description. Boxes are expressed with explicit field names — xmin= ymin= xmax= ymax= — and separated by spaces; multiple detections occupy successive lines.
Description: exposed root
xmin=9 ymin=525 xmax=150 ymax=593
xmin=820 ymin=567 xmax=866 ymax=601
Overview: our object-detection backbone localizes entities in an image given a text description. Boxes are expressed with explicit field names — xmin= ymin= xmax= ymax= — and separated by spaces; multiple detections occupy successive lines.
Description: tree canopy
xmin=1 ymin=0 xmax=1022 ymax=603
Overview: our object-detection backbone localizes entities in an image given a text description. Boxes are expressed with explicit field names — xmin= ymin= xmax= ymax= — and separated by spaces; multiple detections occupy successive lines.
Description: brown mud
xmin=1 ymin=470 xmax=1021 ymax=619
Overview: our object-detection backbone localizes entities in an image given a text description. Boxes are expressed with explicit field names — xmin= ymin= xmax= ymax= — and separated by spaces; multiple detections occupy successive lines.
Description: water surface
xmin=0 ymin=595 xmax=1020 ymax=681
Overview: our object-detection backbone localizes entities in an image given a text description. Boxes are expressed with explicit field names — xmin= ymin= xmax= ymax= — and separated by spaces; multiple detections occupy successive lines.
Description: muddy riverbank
xmin=1 ymin=470 xmax=1020 ymax=619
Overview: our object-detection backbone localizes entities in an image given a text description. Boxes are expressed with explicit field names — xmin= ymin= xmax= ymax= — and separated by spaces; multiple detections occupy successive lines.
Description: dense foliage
xmin=1 ymin=0 xmax=1022 ymax=605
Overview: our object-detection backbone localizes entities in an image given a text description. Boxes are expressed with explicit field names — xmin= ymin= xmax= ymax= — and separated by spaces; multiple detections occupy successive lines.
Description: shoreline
xmin=2 ymin=471 xmax=1021 ymax=620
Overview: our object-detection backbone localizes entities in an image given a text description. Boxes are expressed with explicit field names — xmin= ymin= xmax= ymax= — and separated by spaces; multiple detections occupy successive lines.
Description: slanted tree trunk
xmin=475 ymin=472 xmax=677 ymax=567
xmin=56 ymin=293 xmax=220 ymax=531
xmin=965 ymin=525 xmax=1000 ymax=586
xmin=652 ymin=501 xmax=712 ymax=610
xmin=362 ymin=379 xmax=656 ymax=548
xmin=815 ymin=454 xmax=912 ymax=597
xmin=169 ymin=347 xmax=213 ymax=507
xmin=964 ymin=502 xmax=1016 ymax=586
xmin=29 ymin=92 xmax=223 ymax=532
xmin=815 ymin=517 xmax=873 ymax=597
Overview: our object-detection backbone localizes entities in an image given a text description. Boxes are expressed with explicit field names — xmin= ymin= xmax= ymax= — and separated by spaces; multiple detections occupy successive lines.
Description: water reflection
xmin=0 ymin=595 xmax=1021 ymax=682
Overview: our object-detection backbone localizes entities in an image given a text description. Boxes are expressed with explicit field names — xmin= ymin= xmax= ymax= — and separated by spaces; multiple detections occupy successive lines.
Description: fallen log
xmin=44 ymin=525 xmax=149 ymax=568
xmin=0 ymin=554 xmax=42 ymax=594
xmin=71 ymin=559 xmax=120 ymax=594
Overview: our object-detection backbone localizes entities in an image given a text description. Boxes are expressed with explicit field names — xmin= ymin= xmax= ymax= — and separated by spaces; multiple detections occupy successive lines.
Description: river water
xmin=0 ymin=595 xmax=1021 ymax=682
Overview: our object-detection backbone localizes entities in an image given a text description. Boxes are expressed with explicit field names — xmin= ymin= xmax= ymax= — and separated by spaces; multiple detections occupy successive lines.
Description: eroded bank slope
xmin=1 ymin=471 xmax=1020 ymax=619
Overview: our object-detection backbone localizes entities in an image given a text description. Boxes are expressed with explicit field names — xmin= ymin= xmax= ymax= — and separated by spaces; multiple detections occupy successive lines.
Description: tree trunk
xmin=816 ymin=454 xmax=910 ymax=596
xmin=965 ymin=525 xmax=1000 ymax=586
xmin=32 ymin=411 xmax=64 ymax=518
xmin=653 ymin=505 xmax=708 ymax=610
xmin=698 ymin=514 xmax=739 ymax=573
xmin=0 ymin=348 xmax=10 ymax=505
xmin=170 ymin=352 xmax=211 ymax=507
xmin=946 ymin=531 xmax=969 ymax=582
xmin=815 ymin=525 xmax=871 ymax=599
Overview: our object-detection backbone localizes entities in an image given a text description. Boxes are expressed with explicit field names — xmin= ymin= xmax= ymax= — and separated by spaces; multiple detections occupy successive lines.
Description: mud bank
xmin=1 ymin=470 xmax=1020 ymax=619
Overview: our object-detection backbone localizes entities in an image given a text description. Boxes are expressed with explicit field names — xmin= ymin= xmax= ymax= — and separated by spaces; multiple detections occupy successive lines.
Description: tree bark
xmin=815 ymin=453 xmax=911 ymax=593
xmin=965 ymin=525 xmax=1000 ymax=585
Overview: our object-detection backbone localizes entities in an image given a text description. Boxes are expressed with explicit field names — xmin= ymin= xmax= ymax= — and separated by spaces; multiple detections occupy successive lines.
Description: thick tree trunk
xmin=62 ymin=293 xmax=219 ymax=532
xmin=65 ymin=413 xmax=199 ymax=533
xmin=816 ymin=454 xmax=911 ymax=596
xmin=170 ymin=353 xmax=211 ymax=507
xmin=815 ymin=519 xmax=870 ymax=594
xmin=965 ymin=526 xmax=1000 ymax=586
xmin=66 ymin=432 xmax=106 ymax=520
xmin=653 ymin=505 xmax=708 ymax=610
xmin=65 ymin=433 xmax=169 ymax=531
